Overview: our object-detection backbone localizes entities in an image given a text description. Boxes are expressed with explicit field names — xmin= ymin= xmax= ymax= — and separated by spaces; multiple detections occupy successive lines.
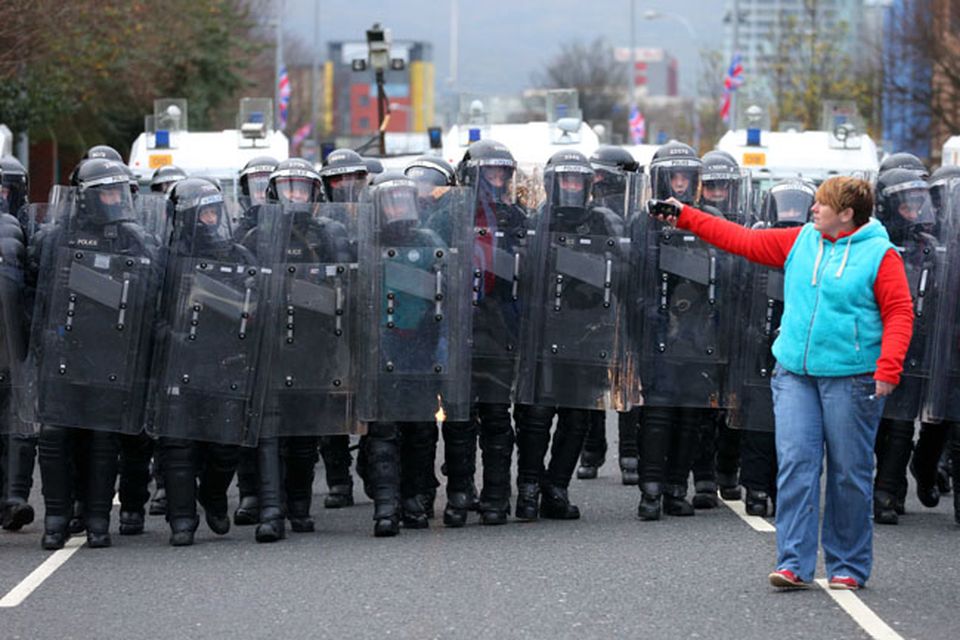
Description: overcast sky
xmin=281 ymin=0 xmax=727 ymax=96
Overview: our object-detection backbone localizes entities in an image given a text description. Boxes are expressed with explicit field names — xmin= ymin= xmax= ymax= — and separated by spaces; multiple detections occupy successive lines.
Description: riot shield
xmin=26 ymin=198 xmax=160 ymax=434
xmin=882 ymin=230 xmax=944 ymax=420
xmin=0 ymin=211 xmax=34 ymax=435
xmin=469 ymin=192 xmax=531 ymax=404
xmin=256 ymin=202 xmax=363 ymax=437
xmin=727 ymin=262 xmax=783 ymax=431
xmin=515 ymin=200 xmax=633 ymax=410
xmin=925 ymin=178 xmax=960 ymax=422
xmin=147 ymin=194 xmax=275 ymax=446
xmin=635 ymin=207 xmax=737 ymax=408
xmin=135 ymin=193 xmax=171 ymax=245
xmin=357 ymin=186 xmax=472 ymax=423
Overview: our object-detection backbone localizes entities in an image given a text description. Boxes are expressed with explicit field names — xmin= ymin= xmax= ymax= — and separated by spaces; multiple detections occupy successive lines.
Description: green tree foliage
xmin=766 ymin=0 xmax=879 ymax=136
xmin=0 ymin=0 xmax=268 ymax=156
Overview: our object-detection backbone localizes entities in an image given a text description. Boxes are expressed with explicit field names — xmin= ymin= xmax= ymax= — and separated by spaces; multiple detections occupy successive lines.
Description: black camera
xmin=647 ymin=199 xmax=681 ymax=218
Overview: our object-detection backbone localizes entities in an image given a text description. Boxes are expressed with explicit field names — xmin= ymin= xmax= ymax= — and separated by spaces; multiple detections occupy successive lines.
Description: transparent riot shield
xmin=469 ymin=193 xmax=531 ymax=404
xmin=925 ymin=179 xmax=960 ymax=422
xmin=357 ymin=186 xmax=473 ymax=423
xmin=0 ymin=211 xmax=34 ymax=435
xmin=515 ymin=200 xmax=633 ymax=410
xmin=26 ymin=198 xmax=161 ymax=434
xmin=147 ymin=197 xmax=275 ymax=446
xmin=882 ymin=229 xmax=945 ymax=421
xmin=726 ymin=262 xmax=783 ymax=431
xmin=635 ymin=208 xmax=737 ymax=408
xmin=256 ymin=202 xmax=363 ymax=438
xmin=135 ymin=193 xmax=171 ymax=245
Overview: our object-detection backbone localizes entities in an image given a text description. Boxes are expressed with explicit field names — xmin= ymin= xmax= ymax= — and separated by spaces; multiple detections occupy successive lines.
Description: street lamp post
xmin=643 ymin=9 xmax=701 ymax=151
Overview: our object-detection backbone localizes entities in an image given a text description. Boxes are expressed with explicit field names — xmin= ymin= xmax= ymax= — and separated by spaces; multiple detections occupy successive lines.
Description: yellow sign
xmin=742 ymin=152 xmax=766 ymax=167
xmin=148 ymin=154 xmax=173 ymax=169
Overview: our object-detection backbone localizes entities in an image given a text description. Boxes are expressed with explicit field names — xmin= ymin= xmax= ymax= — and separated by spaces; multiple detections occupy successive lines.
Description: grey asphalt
xmin=1 ymin=414 xmax=957 ymax=640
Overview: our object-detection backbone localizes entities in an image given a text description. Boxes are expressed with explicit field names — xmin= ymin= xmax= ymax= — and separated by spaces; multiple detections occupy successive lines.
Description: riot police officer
xmin=0 ymin=158 xmax=33 ymax=532
xmin=358 ymin=171 xmax=468 ymax=536
xmin=873 ymin=168 xmax=941 ymax=525
xmin=879 ymin=152 xmax=928 ymax=178
xmin=690 ymin=150 xmax=745 ymax=508
xmin=636 ymin=142 xmax=719 ymax=520
xmin=150 ymin=178 xmax=263 ymax=546
xmin=251 ymin=159 xmax=349 ymax=542
xmin=910 ymin=165 xmax=960 ymax=511
xmin=317 ymin=148 xmax=369 ymax=509
xmin=514 ymin=149 xmax=628 ymax=521
xmin=149 ymin=164 xmax=188 ymax=196
xmin=576 ymin=145 xmax=641 ymax=485
xmin=233 ymin=156 xmax=279 ymax=243
xmin=445 ymin=140 xmax=528 ymax=526
xmin=30 ymin=158 xmax=159 ymax=549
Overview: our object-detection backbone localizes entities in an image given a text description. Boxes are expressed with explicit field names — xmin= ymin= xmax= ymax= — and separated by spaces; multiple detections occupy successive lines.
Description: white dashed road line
xmin=721 ymin=496 xmax=905 ymax=639
xmin=721 ymin=498 xmax=777 ymax=532
xmin=0 ymin=537 xmax=86 ymax=608
xmin=815 ymin=579 xmax=905 ymax=640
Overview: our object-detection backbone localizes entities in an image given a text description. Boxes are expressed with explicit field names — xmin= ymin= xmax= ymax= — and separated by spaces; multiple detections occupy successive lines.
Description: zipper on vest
xmin=854 ymin=319 xmax=860 ymax=352
xmin=802 ymin=243 xmax=835 ymax=374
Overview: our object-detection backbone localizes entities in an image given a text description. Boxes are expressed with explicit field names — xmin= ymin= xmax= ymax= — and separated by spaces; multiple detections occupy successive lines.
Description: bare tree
xmin=533 ymin=37 xmax=628 ymax=137
xmin=884 ymin=0 xmax=960 ymax=158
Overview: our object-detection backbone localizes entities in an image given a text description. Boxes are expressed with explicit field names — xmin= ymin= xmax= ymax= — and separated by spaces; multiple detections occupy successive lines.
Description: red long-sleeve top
xmin=677 ymin=205 xmax=915 ymax=385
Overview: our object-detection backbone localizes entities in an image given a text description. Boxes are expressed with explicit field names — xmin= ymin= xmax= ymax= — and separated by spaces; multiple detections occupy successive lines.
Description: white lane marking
xmin=0 ymin=537 xmax=86 ymax=608
xmin=815 ymin=579 xmax=905 ymax=640
xmin=113 ymin=492 xmax=121 ymax=507
xmin=721 ymin=498 xmax=777 ymax=532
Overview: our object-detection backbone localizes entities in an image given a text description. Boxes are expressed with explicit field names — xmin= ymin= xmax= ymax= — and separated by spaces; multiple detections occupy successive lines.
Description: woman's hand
xmin=651 ymin=197 xmax=684 ymax=227
xmin=875 ymin=380 xmax=896 ymax=397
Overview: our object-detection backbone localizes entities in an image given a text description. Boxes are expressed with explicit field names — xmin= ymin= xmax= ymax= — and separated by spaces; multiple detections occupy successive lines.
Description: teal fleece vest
xmin=772 ymin=219 xmax=894 ymax=377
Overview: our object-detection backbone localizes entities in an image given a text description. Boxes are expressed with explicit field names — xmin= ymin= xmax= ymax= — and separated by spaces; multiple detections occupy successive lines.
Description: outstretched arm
xmin=671 ymin=204 xmax=802 ymax=269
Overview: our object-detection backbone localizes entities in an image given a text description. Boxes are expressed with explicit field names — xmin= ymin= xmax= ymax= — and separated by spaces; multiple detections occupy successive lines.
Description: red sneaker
xmin=768 ymin=569 xmax=808 ymax=589
xmin=828 ymin=576 xmax=861 ymax=590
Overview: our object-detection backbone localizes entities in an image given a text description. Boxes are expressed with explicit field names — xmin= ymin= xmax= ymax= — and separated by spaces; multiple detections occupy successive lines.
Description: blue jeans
xmin=770 ymin=363 xmax=885 ymax=585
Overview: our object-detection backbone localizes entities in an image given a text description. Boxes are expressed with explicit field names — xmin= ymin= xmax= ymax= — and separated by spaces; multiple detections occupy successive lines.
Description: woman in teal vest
xmin=654 ymin=176 xmax=914 ymax=590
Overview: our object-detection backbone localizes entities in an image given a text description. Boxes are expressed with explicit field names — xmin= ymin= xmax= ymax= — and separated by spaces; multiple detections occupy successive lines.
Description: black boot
xmin=41 ymin=515 xmax=70 ymax=550
xmin=234 ymin=446 xmax=260 ymax=524
xmin=619 ymin=456 xmax=639 ymax=486
xmin=637 ymin=482 xmax=662 ymax=521
xmin=197 ymin=443 xmax=238 ymax=536
xmin=255 ymin=438 xmax=286 ymax=543
xmin=368 ymin=423 xmax=400 ymax=537
xmin=515 ymin=483 xmax=540 ymax=521
xmin=576 ymin=411 xmax=607 ymax=480
xmin=255 ymin=507 xmax=286 ymax=543
xmin=442 ymin=420 xmax=478 ymax=528
xmin=717 ymin=471 xmax=742 ymax=501
xmin=692 ymin=480 xmax=720 ymax=509
xmin=2 ymin=435 xmax=36 ymax=531
xmin=85 ymin=517 xmax=112 ymax=549
xmin=84 ymin=431 xmax=119 ymax=548
xmin=320 ymin=435 xmax=354 ymax=509
xmin=663 ymin=484 xmax=695 ymax=516
xmin=911 ymin=423 xmax=947 ymax=508
xmin=544 ymin=409 xmax=590 ymax=517
xmin=745 ymin=488 xmax=774 ymax=517
xmin=478 ymin=408 xmax=513 ymax=526
xmin=873 ymin=489 xmax=899 ymax=525
xmin=169 ymin=516 xmax=199 ymax=547
xmin=284 ymin=436 xmax=318 ymax=533
xmin=540 ymin=484 xmax=580 ymax=520
xmin=402 ymin=496 xmax=429 ymax=529
xmin=119 ymin=510 xmax=144 ymax=536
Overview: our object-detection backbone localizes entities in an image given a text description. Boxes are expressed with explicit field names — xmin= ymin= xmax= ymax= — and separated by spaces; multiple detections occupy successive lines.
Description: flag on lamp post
xmin=719 ymin=53 xmax=744 ymax=122
xmin=629 ymin=105 xmax=646 ymax=144
xmin=291 ymin=122 xmax=313 ymax=152
xmin=278 ymin=66 xmax=291 ymax=130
